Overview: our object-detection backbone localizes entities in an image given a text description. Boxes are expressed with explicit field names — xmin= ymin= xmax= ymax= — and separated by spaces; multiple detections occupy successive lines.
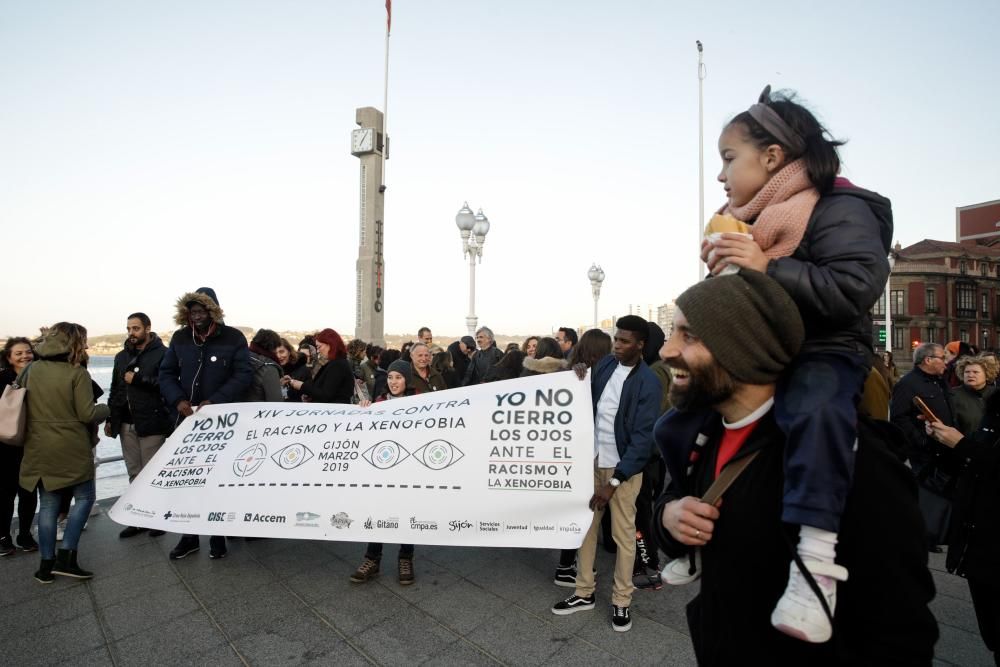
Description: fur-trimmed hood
xmin=174 ymin=288 xmax=224 ymax=327
xmin=522 ymin=356 xmax=568 ymax=374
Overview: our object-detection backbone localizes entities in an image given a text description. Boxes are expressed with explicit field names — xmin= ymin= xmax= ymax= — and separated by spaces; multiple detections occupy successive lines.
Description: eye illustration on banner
xmin=362 ymin=440 xmax=410 ymax=469
xmin=233 ymin=443 xmax=268 ymax=478
xmin=412 ymin=439 xmax=464 ymax=471
xmin=271 ymin=443 xmax=314 ymax=470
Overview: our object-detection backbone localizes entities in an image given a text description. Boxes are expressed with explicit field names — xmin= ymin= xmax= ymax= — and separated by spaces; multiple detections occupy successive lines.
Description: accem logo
xmin=243 ymin=513 xmax=286 ymax=523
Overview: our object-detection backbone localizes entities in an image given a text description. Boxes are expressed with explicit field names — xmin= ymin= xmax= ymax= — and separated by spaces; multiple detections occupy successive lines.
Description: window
xmin=892 ymin=327 xmax=904 ymax=351
xmin=982 ymin=262 xmax=989 ymax=276
xmin=957 ymin=283 xmax=976 ymax=317
xmin=925 ymin=287 xmax=937 ymax=313
xmin=873 ymin=291 xmax=886 ymax=317
xmin=925 ymin=327 xmax=937 ymax=344
xmin=891 ymin=290 xmax=905 ymax=316
xmin=960 ymin=259 xmax=968 ymax=275
xmin=984 ymin=329 xmax=991 ymax=351
xmin=960 ymin=328 xmax=970 ymax=343
xmin=984 ymin=293 xmax=990 ymax=318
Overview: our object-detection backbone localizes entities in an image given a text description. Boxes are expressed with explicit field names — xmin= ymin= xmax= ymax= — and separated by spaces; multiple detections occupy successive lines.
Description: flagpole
xmin=380 ymin=2 xmax=391 ymax=193
xmin=697 ymin=40 xmax=706 ymax=282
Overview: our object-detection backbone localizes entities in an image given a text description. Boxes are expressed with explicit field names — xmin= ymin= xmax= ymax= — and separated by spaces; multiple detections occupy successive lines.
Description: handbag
xmin=0 ymin=362 xmax=32 ymax=446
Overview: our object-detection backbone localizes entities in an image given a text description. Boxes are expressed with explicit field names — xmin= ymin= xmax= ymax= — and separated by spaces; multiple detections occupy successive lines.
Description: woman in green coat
xmin=20 ymin=323 xmax=109 ymax=584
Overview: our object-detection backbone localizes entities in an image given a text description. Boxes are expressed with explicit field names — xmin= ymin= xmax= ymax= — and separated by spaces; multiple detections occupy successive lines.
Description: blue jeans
xmin=38 ymin=480 xmax=95 ymax=559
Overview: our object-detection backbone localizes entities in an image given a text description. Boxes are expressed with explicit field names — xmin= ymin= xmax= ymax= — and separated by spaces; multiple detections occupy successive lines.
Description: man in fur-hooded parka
xmin=158 ymin=287 xmax=252 ymax=416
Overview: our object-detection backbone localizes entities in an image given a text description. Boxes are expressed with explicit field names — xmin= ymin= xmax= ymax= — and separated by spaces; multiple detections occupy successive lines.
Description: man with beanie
xmin=652 ymin=271 xmax=937 ymax=665
xmin=159 ymin=287 xmax=252 ymax=561
xmin=551 ymin=315 xmax=661 ymax=632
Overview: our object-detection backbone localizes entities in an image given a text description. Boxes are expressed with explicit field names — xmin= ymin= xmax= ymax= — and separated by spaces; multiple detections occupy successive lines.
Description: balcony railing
xmin=957 ymin=309 xmax=977 ymax=319
xmin=924 ymin=306 xmax=939 ymax=315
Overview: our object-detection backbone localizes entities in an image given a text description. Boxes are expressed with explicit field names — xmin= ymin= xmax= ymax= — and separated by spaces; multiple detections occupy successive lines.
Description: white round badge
xmin=210 ymin=356 xmax=217 ymax=362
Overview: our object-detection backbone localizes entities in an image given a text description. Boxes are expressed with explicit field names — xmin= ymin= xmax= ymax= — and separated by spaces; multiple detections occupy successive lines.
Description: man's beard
xmin=668 ymin=359 xmax=737 ymax=412
xmin=128 ymin=334 xmax=147 ymax=346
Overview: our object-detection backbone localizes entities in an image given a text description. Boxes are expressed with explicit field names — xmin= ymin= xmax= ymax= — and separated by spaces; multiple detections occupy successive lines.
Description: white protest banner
xmin=109 ymin=370 xmax=595 ymax=548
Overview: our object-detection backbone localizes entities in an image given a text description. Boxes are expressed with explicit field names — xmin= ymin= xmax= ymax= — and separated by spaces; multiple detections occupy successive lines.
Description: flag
xmin=386 ymin=0 xmax=391 ymax=33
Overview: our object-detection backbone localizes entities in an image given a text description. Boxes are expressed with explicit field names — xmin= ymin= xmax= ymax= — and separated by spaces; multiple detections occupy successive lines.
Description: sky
xmin=2 ymin=1 xmax=998 ymax=339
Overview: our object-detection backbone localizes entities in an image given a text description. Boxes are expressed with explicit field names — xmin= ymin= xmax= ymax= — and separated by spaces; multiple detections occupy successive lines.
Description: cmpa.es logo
xmin=449 ymin=520 xmax=473 ymax=532
xmin=330 ymin=512 xmax=353 ymax=529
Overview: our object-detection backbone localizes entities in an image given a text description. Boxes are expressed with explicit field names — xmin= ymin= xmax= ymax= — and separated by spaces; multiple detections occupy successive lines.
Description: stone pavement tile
xmin=67 ymin=645 xmax=115 ymax=666
xmin=252 ymin=540 xmax=333 ymax=578
xmin=422 ymin=639 xmax=505 ymax=666
xmin=204 ymin=581 xmax=311 ymax=641
xmin=932 ymin=592 xmax=983 ymax=635
xmin=934 ymin=570 xmax=974 ymax=603
xmin=6 ymin=612 xmax=106 ymax=666
xmin=0 ymin=583 xmax=93 ymax=641
xmin=376 ymin=551 xmax=463 ymax=601
xmin=0 ymin=555 xmax=60 ymax=607
xmin=423 ymin=546 xmax=503 ymax=577
xmin=182 ymin=560 xmax=279 ymax=604
xmin=465 ymin=555 xmax=553 ymax=606
xmin=414 ymin=578 xmax=512 ymax=635
xmin=113 ymin=609 xmax=229 ymax=667
xmin=935 ymin=622 xmax=994 ymax=667
xmin=283 ymin=560 xmax=359 ymax=605
xmin=633 ymin=584 xmax=698 ymax=634
xmin=312 ymin=577 xmax=413 ymax=636
xmin=89 ymin=560 xmax=180 ymax=606
xmin=189 ymin=643 xmax=248 ymax=666
xmin=101 ymin=582 xmax=202 ymax=641
xmin=540 ymin=638 xmax=629 ymax=666
xmin=571 ymin=605 xmax=697 ymax=666
xmin=463 ymin=603 xmax=569 ymax=665
xmin=353 ymin=602 xmax=462 ymax=665
xmin=94 ymin=540 xmax=170 ymax=579
xmin=232 ymin=612 xmax=370 ymax=666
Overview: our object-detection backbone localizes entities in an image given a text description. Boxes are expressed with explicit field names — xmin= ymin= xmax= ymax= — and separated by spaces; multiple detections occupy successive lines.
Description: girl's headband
xmin=747 ymin=85 xmax=806 ymax=155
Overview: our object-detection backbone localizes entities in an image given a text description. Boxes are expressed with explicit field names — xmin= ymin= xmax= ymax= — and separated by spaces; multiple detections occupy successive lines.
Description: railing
xmin=957 ymin=309 xmax=977 ymax=319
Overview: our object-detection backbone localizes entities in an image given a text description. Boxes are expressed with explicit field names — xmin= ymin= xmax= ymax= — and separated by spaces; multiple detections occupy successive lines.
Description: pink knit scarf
xmin=722 ymin=159 xmax=819 ymax=259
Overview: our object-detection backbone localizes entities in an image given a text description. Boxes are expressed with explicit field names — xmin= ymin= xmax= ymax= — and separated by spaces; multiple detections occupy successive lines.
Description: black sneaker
xmin=169 ymin=539 xmax=200 ymax=560
xmin=612 ymin=605 xmax=632 ymax=632
xmin=118 ymin=526 xmax=147 ymax=539
xmin=633 ymin=567 xmax=663 ymax=591
xmin=17 ymin=533 xmax=38 ymax=552
xmin=554 ymin=565 xmax=577 ymax=588
xmin=0 ymin=536 xmax=15 ymax=557
xmin=551 ymin=594 xmax=596 ymax=616
xmin=209 ymin=547 xmax=227 ymax=559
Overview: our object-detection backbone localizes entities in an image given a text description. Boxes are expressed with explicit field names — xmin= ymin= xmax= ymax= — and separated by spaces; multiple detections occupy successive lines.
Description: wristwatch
xmin=608 ymin=477 xmax=621 ymax=488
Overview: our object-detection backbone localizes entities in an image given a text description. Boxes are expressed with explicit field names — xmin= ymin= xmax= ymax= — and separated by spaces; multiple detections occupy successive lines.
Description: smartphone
xmin=912 ymin=396 xmax=939 ymax=423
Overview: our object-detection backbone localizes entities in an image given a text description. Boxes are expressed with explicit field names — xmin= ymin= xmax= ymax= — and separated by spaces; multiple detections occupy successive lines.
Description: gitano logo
xmin=233 ymin=443 xmax=267 ymax=477
xmin=272 ymin=443 xmax=314 ymax=470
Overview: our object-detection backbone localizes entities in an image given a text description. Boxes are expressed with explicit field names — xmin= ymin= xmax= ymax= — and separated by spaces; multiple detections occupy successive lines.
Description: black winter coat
xmin=947 ymin=391 xmax=1000 ymax=584
xmin=108 ymin=334 xmax=173 ymax=437
xmin=245 ymin=351 xmax=283 ymax=402
xmin=159 ymin=325 xmax=252 ymax=409
xmin=653 ymin=412 xmax=937 ymax=666
xmin=890 ymin=367 xmax=955 ymax=472
xmin=300 ymin=357 xmax=354 ymax=404
xmin=462 ymin=345 xmax=503 ymax=386
xmin=767 ymin=184 xmax=892 ymax=357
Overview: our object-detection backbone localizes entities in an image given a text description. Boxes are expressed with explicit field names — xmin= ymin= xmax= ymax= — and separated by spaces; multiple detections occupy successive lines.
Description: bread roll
xmin=704 ymin=213 xmax=750 ymax=236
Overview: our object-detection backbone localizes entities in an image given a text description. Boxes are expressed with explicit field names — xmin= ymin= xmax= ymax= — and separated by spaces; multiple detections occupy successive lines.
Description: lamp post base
xmin=466 ymin=316 xmax=478 ymax=337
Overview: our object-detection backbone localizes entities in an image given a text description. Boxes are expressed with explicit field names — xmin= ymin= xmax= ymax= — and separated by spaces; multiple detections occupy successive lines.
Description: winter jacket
xmin=591 ymin=354 xmax=660 ymax=480
xmin=411 ymin=366 xmax=448 ymax=394
xmin=947 ymin=390 xmax=1000 ymax=584
xmin=158 ymin=290 xmax=252 ymax=409
xmin=766 ymin=183 xmax=892 ymax=357
xmin=653 ymin=411 xmax=937 ymax=666
xmin=19 ymin=332 xmax=110 ymax=492
xmin=108 ymin=333 xmax=173 ymax=437
xmin=301 ymin=357 xmax=354 ymax=404
xmin=949 ymin=383 xmax=995 ymax=436
xmin=519 ymin=356 xmax=567 ymax=377
xmin=245 ymin=351 xmax=283 ymax=402
xmin=890 ymin=367 xmax=954 ymax=471
xmin=462 ymin=344 xmax=504 ymax=386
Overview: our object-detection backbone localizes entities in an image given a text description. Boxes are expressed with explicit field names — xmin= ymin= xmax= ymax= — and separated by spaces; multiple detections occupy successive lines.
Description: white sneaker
xmin=770 ymin=560 xmax=848 ymax=643
xmin=56 ymin=519 xmax=67 ymax=542
xmin=661 ymin=551 xmax=701 ymax=585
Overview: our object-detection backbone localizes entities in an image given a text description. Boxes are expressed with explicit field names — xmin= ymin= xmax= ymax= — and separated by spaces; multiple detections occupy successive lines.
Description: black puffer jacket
xmin=108 ymin=334 xmax=173 ymax=437
xmin=462 ymin=345 xmax=504 ymax=386
xmin=767 ymin=182 xmax=892 ymax=356
xmin=889 ymin=367 xmax=954 ymax=471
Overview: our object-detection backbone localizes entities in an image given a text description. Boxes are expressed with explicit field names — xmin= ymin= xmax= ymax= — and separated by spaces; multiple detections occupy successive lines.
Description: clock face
xmin=352 ymin=128 xmax=374 ymax=153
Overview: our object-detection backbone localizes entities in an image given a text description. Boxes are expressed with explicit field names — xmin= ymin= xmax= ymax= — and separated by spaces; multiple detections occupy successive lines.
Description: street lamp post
xmin=588 ymin=264 xmax=606 ymax=330
xmin=455 ymin=202 xmax=491 ymax=336
xmin=885 ymin=248 xmax=897 ymax=354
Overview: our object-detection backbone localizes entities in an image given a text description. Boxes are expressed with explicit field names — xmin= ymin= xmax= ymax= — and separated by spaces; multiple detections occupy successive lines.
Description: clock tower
xmin=351 ymin=107 xmax=387 ymax=346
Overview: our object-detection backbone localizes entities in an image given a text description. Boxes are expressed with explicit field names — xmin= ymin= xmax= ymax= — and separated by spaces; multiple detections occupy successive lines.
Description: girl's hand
xmin=926 ymin=421 xmax=963 ymax=448
xmin=699 ymin=238 xmax=713 ymax=265
xmin=358 ymin=399 xmax=372 ymax=408
xmin=709 ymin=233 xmax=769 ymax=274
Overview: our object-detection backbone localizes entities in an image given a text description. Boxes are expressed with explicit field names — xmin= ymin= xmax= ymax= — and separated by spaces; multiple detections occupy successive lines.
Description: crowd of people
xmin=2 ymin=84 xmax=996 ymax=664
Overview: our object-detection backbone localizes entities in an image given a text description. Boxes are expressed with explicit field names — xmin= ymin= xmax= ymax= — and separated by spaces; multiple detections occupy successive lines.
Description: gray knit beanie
xmin=675 ymin=270 xmax=804 ymax=384
xmin=386 ymin=359 xmax=413 ymax=386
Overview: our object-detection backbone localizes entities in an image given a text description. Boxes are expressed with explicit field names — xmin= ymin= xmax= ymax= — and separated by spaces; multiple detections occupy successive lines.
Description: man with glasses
xmin=555 ymin=327 xmax=578 ymax=359
xmin=890 ymin=342 xmax=955 ymax=552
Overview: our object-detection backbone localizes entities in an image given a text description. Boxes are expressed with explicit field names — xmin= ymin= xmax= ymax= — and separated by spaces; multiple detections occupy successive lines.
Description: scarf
xmin=250 ymin=342 xmax=280 ymax=364
xmin=190 ymin=319 xmax=217 ymax=343
xmin=722 ymin=159 xmax=819 ymax=260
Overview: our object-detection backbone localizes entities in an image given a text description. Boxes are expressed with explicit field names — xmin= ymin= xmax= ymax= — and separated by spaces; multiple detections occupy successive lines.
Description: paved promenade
xmin=2 ymin=500 xmax=993 ymax=666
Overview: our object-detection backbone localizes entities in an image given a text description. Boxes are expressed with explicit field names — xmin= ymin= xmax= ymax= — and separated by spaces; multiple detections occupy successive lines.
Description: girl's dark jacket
xmin=108 ymin=333 xmax=173 ymax=437
xmin=653 ymin=410 xmax=937 ymax=666
xmin=947 ymin=390 xmax=1000 ymax=584
xmin=765 ymin=180 xmax=892 ymax=357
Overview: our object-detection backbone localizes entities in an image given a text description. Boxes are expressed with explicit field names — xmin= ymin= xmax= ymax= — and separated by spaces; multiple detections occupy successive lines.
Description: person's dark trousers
xmin=0 ymin=445 xmax=37 ymax=540
xmin=179 ymin=534 xmax=227 ymax=551
xmin=775 ymin=350 xmax=869 ymax=533
xmin=969 ymin=577 xmax=1000 ymax=664
xmin=633 ymin=456 xmax=665 ymax=571
xmin=366 ymin=542 xmax=414 ymax=559
xmin=558 ymin=549 xmax=576 ymax=568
